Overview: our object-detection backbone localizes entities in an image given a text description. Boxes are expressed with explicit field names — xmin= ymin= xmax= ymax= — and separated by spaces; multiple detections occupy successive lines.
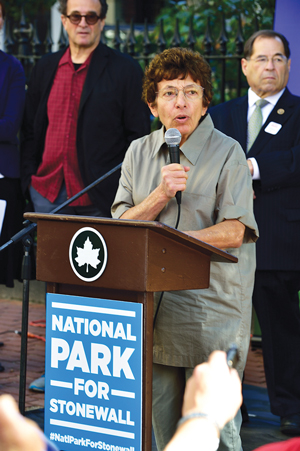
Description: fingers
xmin=0 ymin=394 xmax=20 ymax=425
xmin=0 ymin=395 xmax=44 ymax=451
xmin=161 ymin=164 xmax=190 ymax=198
xmin=246 ymin=159 xmax=254 ymax=176
xmin=182 ymin=351 xmax=242 ymax=430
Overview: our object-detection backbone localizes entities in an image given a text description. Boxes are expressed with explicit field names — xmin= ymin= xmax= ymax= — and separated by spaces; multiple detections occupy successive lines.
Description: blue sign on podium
xmin=44 ymin=293 xmax=143 ymax=451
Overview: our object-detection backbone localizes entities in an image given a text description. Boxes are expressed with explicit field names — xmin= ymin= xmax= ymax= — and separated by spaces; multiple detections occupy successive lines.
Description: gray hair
xmin=244 ymin=30 xmax=291 ymax=59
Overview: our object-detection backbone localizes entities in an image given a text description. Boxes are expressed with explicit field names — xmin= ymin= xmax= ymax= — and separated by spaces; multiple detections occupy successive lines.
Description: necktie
xmin=247 ymin=99 xmax=269 ymax=152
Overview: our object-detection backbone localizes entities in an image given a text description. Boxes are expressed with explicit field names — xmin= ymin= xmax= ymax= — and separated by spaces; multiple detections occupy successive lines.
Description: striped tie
xmin=247 ymin=99 xmax=269 ymax=152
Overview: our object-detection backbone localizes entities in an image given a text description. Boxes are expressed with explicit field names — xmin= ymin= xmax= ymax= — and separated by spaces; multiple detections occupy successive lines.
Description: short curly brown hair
xmin=142 ymin=47 xmax=213 ymax=108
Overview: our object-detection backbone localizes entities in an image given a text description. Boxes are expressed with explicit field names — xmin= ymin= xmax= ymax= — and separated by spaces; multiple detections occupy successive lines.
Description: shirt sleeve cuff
xmin=248 ymin=158 xmax=260 ymax=180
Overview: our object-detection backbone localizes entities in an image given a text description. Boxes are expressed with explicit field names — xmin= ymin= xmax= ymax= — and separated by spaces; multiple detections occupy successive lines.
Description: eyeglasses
xmin=66 ymin=12 xmax=101 ymax=25
xmin=156 ymin=84 xmax=204 ymax=101
xmin=248 ymin=55 xmax=288 ymax=67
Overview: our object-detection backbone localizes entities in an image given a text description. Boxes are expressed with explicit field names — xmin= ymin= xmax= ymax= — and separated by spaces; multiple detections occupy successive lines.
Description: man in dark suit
xmin=210 ymin=30 xmax=300 ymax=435
xmin=21 ymin=0 xmax=150 ymax=392
xmin=21 ymin=0 xmax=150 ymax=219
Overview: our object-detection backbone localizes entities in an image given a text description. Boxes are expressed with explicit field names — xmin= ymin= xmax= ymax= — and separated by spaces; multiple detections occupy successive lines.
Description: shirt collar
xmin=59 ymin=47 xmax=73 ymax=67
xmin=248 ymin=87 xmax=285 ymax=108
xmin=58 ymin=47 xmax=94 ymax=70
xmin=152 ymin=114 xmax=215 ymax=166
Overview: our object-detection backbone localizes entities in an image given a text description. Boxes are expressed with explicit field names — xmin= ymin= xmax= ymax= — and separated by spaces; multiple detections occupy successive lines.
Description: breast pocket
xmin=179 ymin=191 xmax=217 ymax=231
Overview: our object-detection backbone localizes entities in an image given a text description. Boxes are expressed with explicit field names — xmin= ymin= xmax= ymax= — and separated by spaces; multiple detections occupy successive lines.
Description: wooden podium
xmin=25 ymin=213 xmax=237 ymax=451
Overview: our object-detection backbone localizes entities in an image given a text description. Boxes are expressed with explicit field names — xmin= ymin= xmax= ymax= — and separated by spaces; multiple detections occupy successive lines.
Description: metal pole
xmin=19 ymin=234 xmax=33 ymax=415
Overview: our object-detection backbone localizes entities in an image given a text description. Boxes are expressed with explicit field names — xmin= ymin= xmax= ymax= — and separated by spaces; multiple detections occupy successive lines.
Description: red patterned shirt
xmin=31 ymin=48 xmax=93 ymax=206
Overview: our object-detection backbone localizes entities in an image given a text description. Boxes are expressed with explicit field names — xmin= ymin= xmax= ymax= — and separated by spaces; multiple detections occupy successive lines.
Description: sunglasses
xmin=66 ymin=12 xmax=101 ymax=25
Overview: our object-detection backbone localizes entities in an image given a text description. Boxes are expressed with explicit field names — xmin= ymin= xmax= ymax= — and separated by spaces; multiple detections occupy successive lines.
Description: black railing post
xmin=171 ymin=18 xmax=182 ymax=48
xmin=32 ymin=19 xmax=44 ymax=57
xmin=58 ymin=22 xmax=68 ymax=49
xmin=125 ymin=20 xmax=136 ymax=57
xmin=14 ymin=7 xmax=32 ymax=82
xmin=4 ymin=19 xmax=15 ymax=54
xmin=235 ymin=14 xmax=244 ymax=98
xmin=100 ymin=26 xmax=107 ymax=45
xmin=204 ymin=17 xmax=213 ymax=58
xmin=143 ymin=19 xmax=151 ymax=68
xmin=44 ymin=17 xmax=53 ymax=54
xmin=187 ymin=15 xmax=196 ymax=50
xmin=156 ymin=19 xmax=166 ymax=54
xmin=217 ymin=13 xmax=228 ymax=103
xmin=112 ymin=20 xmax=122 ymax=51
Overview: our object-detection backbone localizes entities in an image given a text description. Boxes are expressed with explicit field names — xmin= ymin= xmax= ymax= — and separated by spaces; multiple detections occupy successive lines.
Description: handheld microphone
xmin=165 ymin=128 xmax=182 ymax=205
xmin=226 ymin=344 xmax=239 ymax=369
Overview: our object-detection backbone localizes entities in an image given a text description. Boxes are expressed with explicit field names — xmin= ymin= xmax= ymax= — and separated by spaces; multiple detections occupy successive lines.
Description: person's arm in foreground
xmin=0 ymin=394 xmax=57 ymax=451
xmin=165 ymin=351 xmax=242 ymax=451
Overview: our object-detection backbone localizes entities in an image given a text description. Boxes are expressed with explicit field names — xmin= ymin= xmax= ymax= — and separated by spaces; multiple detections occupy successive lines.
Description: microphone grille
xmin=165 ymin=128 xmax=181 ymax=146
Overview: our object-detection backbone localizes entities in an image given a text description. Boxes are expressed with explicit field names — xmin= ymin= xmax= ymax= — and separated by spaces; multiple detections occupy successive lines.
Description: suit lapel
xmin=248 ymin=89 xmax=296 ymax=158
xmin=230 ymin=96 xmax=248 ymax=151
xmin=39 ymin=50 xmax=65 ymax=109
xmin=78 ymin=43 xmax=109 ymax=116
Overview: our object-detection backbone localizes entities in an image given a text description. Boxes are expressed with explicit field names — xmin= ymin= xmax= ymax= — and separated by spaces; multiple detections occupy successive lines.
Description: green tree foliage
xmin=4 ymin=0 xmax=57 ymax=21
xmin=151 ymin=0 xmax=275 ymax=104
xmin=153 ymin=0 xmax=275 ymax=48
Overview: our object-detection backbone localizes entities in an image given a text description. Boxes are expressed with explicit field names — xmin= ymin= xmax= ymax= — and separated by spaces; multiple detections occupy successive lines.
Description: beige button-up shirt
xmin=112 ymin=114 xmax=258 ymax=373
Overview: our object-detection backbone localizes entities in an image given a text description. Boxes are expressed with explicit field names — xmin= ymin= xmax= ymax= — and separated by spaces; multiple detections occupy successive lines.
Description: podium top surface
xmin=24 ymin=213 xmax=237 ymax=264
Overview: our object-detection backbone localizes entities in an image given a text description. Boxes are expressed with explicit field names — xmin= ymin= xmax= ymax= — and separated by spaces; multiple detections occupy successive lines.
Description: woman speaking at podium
xmin=112 ymin=47 xmax=258 ymax=451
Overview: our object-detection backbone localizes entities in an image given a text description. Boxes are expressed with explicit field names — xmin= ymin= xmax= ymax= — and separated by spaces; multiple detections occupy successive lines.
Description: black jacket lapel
xmin=230 ymin=96 xmax=248 ymax=151
xmin=78 ymin=43 xmax=109 ymax=116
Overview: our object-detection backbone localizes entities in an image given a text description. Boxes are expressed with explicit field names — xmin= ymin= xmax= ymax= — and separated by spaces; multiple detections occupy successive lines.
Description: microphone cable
xmin=175 ymin=203 xmax=181 ymax=230
xmin=153 ymin=206 xmax=180 ymax=330
xmin=153 ymin=128 xmax=183 ymax=330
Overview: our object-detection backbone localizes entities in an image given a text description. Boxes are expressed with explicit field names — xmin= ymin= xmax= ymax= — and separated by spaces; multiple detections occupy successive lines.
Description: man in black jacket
xmin=21 ymin=0 xmax=150 ymax=392
xmin=210 ymin=30 xmax=300 ymax=436
xmin=21 ymin=0 xmax=150 ymax=218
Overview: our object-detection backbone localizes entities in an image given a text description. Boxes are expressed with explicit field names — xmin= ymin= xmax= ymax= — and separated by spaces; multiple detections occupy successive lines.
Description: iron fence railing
xmin=3 ymin=9 xmax=260 ymax=105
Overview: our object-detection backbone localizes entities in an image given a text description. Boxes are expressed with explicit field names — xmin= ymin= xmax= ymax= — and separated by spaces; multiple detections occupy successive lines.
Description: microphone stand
xmin=0 ymin=163 xmax=122 ymax=415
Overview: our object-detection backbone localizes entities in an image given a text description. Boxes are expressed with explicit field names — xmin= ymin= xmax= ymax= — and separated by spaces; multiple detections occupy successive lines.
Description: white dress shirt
xmin=247 ymin=87 xmax=285 ymax=179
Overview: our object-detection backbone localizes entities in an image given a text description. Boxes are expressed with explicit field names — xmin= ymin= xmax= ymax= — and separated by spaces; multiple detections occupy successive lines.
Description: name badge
xmin=264 ymin=121 xmax=282 ymax=135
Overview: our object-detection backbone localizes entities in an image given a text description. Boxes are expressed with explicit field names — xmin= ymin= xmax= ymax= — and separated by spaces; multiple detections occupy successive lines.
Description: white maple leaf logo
xmin=75 ymin=237 xmax=101 ymax=273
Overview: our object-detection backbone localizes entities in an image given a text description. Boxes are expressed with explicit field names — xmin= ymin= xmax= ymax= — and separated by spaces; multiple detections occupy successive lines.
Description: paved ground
xmin=0 ymin=298 xmax=45 ymax=410
xmin=0 ymin=297 xmax=291 ymax=450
